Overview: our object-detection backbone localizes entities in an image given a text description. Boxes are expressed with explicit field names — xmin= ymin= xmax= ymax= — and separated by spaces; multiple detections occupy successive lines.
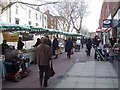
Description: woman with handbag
xmin=36 ymin=37 xmax=52 ymax=87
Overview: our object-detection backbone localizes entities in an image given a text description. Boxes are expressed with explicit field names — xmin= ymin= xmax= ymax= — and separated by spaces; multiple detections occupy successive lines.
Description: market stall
xmin=0 ymin=55 xmax=5 ymax=79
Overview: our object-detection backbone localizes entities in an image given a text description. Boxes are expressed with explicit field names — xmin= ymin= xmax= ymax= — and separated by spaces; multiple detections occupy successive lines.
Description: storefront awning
xmin=0 ymin=21 xmax=31 ymax=31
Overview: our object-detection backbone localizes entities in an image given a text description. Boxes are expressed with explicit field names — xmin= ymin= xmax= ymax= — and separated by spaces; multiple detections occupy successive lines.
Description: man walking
xmin=36 ymin=37 xmax=52 ymax=87
xmin=65 ymin=37 xmax=73 ymax=58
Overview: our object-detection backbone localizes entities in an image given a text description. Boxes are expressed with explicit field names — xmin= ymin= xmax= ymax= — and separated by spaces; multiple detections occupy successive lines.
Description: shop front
xmin=102 ymin=18 xmax=112 ymax=45
xmin=111 ymin=8 xmax=120 ymax=75
xmin=112 ymin=8 xmax=120 ymax=42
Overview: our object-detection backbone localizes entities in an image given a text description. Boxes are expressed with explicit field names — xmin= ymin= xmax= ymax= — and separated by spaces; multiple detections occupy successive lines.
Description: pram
xmin=4 ymin=55 xmax=31 ymax=82
xmin=93 ymin=45 xmax=108 ymax=61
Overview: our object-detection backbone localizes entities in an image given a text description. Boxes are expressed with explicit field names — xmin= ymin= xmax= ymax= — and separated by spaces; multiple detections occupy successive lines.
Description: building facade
xmin=1 ymin=1 xmax=47 ymax=28
xmin=44 ymin=10 xmax=65 ymax=31
xmin=98 ymin=0 xmax=120 ymax=44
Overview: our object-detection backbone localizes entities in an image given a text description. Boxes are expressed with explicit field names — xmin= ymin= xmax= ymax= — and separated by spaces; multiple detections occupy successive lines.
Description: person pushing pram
xmin=92 ymin=35 xmax=101 ymax=60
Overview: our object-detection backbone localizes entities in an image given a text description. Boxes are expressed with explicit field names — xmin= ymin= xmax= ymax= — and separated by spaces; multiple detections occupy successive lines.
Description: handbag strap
xmin=50 ymin=60 xmax=53 ymax=68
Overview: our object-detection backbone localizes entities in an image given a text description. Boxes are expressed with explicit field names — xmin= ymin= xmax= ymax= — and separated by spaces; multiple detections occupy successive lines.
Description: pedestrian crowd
xmin=1 ymin=34 xmax=120 ymax=87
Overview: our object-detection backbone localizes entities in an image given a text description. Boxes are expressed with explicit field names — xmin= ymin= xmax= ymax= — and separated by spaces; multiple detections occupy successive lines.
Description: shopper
xmin=17 ymin=37 xmax=24 ymax=50
xmin=81 ymin=37 xmax=84 ymax=48
xmin=46 ymin=36 xmax=51 ymax=47
xmin=109 ymin=37 xmax=116 ymax=47
xmin=36 ymin=37 xmax=52 ymax=87
xmin=65 ymin=37 xmax=73 ymax=58
xmin=76 ymin=39 xmax=81 ymax=52
xmin=33 ymin=38 xmax=41 ymax=47
xmin=92 ymin=35 xmax=101 ymax=59
xmin=86 ymin=38 xmax=92 ymax=56
xmin=1 ymin=40 xmax=10 ymax=55
xmin=52 ymin=36 xmax=59 ymax=59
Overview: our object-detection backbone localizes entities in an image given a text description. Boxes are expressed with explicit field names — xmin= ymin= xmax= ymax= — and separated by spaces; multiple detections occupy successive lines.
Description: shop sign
xmin=103 ymin=19 xmax=112 ymax=28
xmin=22 ymin=33 xmax=34 ymax=41
xmin=2 ymin=32 xmax=19 ymax=42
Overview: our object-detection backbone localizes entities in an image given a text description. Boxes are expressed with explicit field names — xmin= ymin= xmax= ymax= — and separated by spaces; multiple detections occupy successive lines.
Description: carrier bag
xmin=47 ymin=61 xmax=55 ymax=78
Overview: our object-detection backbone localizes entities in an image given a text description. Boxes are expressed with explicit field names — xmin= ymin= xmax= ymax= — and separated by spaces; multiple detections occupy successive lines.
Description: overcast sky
xmin=35 ymin=0 xmax=104 ymax=32
xmin=82 ymin=0 xmax=103 ymax=32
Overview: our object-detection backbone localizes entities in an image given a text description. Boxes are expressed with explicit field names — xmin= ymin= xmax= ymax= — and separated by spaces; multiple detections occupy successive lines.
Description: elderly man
xmin=36 ymin=37 xmax=52 ymax=87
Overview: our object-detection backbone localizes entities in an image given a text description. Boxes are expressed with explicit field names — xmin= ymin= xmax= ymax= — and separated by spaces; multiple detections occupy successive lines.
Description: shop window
xmin=16 ymin=5 xmax=18 ymax=14
xmin=36 ymin=13 xmax=38 ymax=20
xmin=36 ymin=23 xmax=38 ymax=26
xmin=29 ymin=10 xmax=31 ymax=18
xmin=28 ymin=21 xmax=31 ymax=25
xmin=15 ymin=18 xmax=19 ymax=24
xmin=39 ymin=14 xmax=41 ymax=21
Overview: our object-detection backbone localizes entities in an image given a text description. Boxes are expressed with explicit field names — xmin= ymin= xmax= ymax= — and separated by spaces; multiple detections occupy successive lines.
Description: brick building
xmin=98 ymin=0 xmax=120 ymax=44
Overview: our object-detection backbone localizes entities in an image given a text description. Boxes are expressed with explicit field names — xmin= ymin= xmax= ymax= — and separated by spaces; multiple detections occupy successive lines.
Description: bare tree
xmin=54 ymin=0 xmax=88 ymax=33
xmin=1 ymin=1 xmax=61 ymax=13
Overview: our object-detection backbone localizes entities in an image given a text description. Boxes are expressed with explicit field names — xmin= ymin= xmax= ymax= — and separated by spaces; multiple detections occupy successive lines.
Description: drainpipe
xmin=9 ymin=0 xmax=11 ymax=22
xmin=0 ymin=6 xmax=2 ymax=21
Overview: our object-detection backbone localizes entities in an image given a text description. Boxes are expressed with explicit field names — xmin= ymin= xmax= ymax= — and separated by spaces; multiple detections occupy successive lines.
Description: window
xmin=16 ymin=5 xmax=18 ymax=14
xmin=29 ymin=10 xmax=31 ymax=18
xmin=15 ymin=18 xmax=19 ymax=24
xmin=45 ymin=16 xmax=47 ymax=20
xmin=36 ymin=23 xmax=38 ymax=26
xmin=39 ymin=14 xmax=41 ymax=21
xmin=36 ymin=13 xmax=38 ymax=20
xmin=28 ymin=21 xmax=31 ymax=25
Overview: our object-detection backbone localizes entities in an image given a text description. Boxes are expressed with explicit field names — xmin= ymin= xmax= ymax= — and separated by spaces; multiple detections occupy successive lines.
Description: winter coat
xmin=65 ymin=39 xmax=73 ymax=52
xmin=86 ymin=39 xmax=92 ymax=49
xmin=92 ymin=38 xmax=100 ymax=47
xmin=17 ymin=40 xmax=24 ymax=50
xmin=36 ymin=44 xmax=52 ymax=66
xmin=53 ymin=38 xmax=59 ymax=50
xmin=2 ymin=43 xmax=10 ymax=55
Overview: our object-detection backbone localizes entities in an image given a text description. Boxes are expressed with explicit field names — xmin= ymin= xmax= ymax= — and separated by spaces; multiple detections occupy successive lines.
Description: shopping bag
xmin=55 ymin=49 xmax=60 ymax=55
xmin=47 ymin=61 xmax=55 ymax=78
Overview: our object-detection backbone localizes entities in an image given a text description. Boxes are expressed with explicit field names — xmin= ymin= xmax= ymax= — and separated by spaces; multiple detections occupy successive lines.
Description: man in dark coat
xmin=65 ymin=37 xmax=73 ymax=58
xmin=52 ymin=36 xmax=59 ymax=59
xmin=92 ymin=35 xmax=101 ymax=59
xmin=86 ymin=38 xmax=92 ymax=56
xmin=17 ymin=37 xmax=24 ymax=50
xmin=2 ymin=40 xmax=10 ymax=55
xmin=46 ymin=36 xmax=51 ymax=47
xmin=33 ymin=38 xmax=41 ymax=47
xmin=109 ymin=37 xmax=116 ymax=47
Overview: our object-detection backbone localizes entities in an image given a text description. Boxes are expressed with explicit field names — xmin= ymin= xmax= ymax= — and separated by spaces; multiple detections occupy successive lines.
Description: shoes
xmin=43 ymin=84 xmax=48 ymax=87
xmin=54 ymin=57 xmax=58 ymax=59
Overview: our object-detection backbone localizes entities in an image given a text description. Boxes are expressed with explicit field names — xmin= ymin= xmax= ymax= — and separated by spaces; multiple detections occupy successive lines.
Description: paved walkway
xmin=1 ymin=46 xmax=119 ymax=89
xmin=52 ymin=61 xmax=118 ymax=89
xmin=50 ymin=48 xmax=118 ymax=89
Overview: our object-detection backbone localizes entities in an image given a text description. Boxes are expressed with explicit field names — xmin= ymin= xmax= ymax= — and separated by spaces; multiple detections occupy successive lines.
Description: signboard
xmin=2 ymin=32 xmax=19 ymax=42
xmin=103 ymin=19 xmax=112 ymax=28
xmin=22 ymin=33 xmax=34 ymax=41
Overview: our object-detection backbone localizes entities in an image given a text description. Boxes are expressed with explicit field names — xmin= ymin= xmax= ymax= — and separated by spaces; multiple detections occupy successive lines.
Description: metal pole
xmin=9 ymin=0 xmax=11 ymax=22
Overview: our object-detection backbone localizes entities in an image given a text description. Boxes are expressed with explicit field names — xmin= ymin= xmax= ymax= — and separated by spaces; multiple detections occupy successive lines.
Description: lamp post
xmin=0 ymin=7 xmax=2 ymax=21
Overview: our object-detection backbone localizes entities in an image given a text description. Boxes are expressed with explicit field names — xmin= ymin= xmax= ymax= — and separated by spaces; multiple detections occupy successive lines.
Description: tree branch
xmin=1 ymin=1 xmax=61 ymax=13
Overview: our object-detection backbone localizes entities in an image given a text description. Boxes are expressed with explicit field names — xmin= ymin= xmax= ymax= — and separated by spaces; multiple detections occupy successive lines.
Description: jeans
xmin=108 ymin=56 xmax=113 ymax=63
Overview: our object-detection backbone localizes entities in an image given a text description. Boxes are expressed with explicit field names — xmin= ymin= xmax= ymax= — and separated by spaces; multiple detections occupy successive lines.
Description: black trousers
xmin=87 ymin=49 xmax=91 ymax=56
xmin=94 ymin=51 xmax=97 ymax=59
xmin=38 ymin=65 xmax=49 ymax=86
xmin=67 ymin=49 xmax=72 ymax=58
